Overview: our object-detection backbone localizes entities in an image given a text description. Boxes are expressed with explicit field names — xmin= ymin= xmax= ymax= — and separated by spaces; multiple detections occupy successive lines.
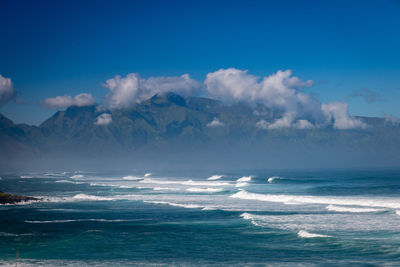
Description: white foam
xmin=56 ymin=180 xmax=84 ymax=184
xmin=235 ymin=182 xmax=248 ymax=187
xmin=153 ymin=187 xmax=179 ymax=191
xmin=143 ymin=200 xmax=203 ymax=209
xmin=144 ymin=173 xmax=152 ymax=177
xmin=396 ymin=210 xmax=400 ymax=216
xmin=72 ymin=194 xmax=113 ymax=201
xmin=326 ymin=205 xmax=385 ymax=213
xmin=231 ymin=190 xmax=400 ymax=209
xmin=186 ymin=187 xmax=224 ymax=193
xmin=207 ymin=175 xmax=223 ymax=180
xmin=70 ymin=175 xmax=84 ymax=179
xmin=122 ymin=175 xmax=142 ymax=180
xmin=237 ymin=176 xmax=252 ymax=182
xmin=140 ymin=178 xmax=230 ymax=187
xmin=20 ymin=175 xmax=33 ymax=179
xmin=298 ymin=230 xmax=331 ymax=238
xmin=267 ymin=176 xmax=280 ymax=183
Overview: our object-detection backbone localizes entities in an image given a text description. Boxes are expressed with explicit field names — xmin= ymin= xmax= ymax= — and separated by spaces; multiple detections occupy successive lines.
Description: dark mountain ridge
xmin=1 ymin=93 xmax=399 ymax=169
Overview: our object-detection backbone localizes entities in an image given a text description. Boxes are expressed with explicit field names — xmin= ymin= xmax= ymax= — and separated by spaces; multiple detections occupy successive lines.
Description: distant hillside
xmin=1 ymin=93 xmax=399 ymax=169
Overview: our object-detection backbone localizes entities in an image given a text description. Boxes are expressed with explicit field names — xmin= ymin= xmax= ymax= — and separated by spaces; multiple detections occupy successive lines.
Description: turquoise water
xmin=1 ymin=169 xmax=400 ymax=266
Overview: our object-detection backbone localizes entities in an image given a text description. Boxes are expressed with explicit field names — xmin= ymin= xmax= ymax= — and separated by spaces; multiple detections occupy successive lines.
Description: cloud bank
xmin=38 ymin=68 xmax=368 ymax=130
xmin=207 ymin=118 xmax=224 ymax=128
xmin=41 ymin=93 xmax=95 ymax=109
xmin=205 ymin=68 xmax=365 ymax=130
xmin=103 ymin=73 xmax=201 ymax=109
xmin=0 ymin=75 xmax=16 ymax=107
xmin=94 ymin=113 xmax=112 ymax=125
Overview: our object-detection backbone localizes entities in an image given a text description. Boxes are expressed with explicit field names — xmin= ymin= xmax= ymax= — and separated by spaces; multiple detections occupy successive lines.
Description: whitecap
xmin=326 ymin=205 xmax=385 ymax=213
xmin=70 ymin=175 xmax=84 ymax=179
xmin=55 ymin=180 xmax=84 ymax=184
xmin=20 ymin=175 xmax=33 ymax=179
xmin=72 ymin=194 xmax=113 ymax=201
xmin=143 ymin=200 xmax=203 ymax=209
xmin=186 ymin=187 xmax=224 ymax=193
xmin=122 ymin=175 xmax=142 ymax=180
xmin=267 ymin=176 xmax=280 ymax=183
xmin=298 ymin=230 xmax=331 ymax=238
xmin=237 ymin=176 xmax=252 ymax=182
xmin=231 ymin=190 xmax=400 ymax=209
xmin=144 ymin=173 xmax=152 ymax=177
xmin=235 ymin=182 xmax=248 ymax=187
xmin=140 ymin=178 xmax=230 ymax=187
xmin=207 ymin=175 xmax=223 ymax=180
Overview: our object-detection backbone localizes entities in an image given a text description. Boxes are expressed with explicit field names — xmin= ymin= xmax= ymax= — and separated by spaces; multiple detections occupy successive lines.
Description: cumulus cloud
xmin=94 ymin=113 xmax=112 ymax=125
xmin=207 ymin=117 xmax=224 ymax=127
xmin=384 ymin=114 xmax=400 ymax=125
xmin=104 ymin=73 xmax=201 ymax=109
xmin=205 ymin=68 xmax=367 ymax=130
xmin=41 ymin=93 xmax=95 ymax=109
xmin=256 ymin=116 xmax=314 ymax=130
xmin=350 ymin=87 xmax=383 ymax=103
xmin=321 ymin=102 xmax=366 ymax=129
xmin=205 ymin=68 xmax=327 ymax=129
xmin=0 ymin=74 xmax=16 ymax=107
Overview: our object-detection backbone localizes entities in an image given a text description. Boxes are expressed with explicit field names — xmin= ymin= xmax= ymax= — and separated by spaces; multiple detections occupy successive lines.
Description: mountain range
xmin=1 ymin=93 xmax=399 ymax=169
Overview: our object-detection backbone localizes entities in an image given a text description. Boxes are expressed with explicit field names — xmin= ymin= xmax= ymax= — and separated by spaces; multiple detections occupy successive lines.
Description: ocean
xmin=1 ymin=169 xmax=400 ymax=266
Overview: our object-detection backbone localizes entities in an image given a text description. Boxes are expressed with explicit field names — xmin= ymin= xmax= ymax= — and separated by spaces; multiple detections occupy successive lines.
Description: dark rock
xmin=0 ymin=191 xmax=39 ymax=204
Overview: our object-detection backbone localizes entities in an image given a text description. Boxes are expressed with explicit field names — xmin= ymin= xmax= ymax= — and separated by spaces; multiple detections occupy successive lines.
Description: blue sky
xmin=0 ymin=0 xmax=399 ymax=125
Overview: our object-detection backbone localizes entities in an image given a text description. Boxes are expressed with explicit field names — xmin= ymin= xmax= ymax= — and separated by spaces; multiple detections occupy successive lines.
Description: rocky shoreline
xmin=0 ymin=191 xmax=39 ymax=204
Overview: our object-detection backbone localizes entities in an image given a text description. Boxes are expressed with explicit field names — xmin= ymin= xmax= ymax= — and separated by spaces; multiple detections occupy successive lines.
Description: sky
xmin=0 ymin=0 xmax=399 ymax=125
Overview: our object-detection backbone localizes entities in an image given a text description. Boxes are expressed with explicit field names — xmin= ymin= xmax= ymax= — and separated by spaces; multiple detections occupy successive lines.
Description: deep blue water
xmin=1 ymin=169 xmax=400 ymax=266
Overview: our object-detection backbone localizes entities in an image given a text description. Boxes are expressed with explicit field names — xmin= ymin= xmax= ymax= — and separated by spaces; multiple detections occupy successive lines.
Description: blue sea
xmin=1 ymin=169 xmax=400 ymax=266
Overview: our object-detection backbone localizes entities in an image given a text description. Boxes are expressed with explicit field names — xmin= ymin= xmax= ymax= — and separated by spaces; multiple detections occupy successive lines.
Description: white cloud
xmin=294 ymin=119 xmax=314 ymax=129
xmin=256 ymin=119 xmax=269 ymax=130
xmin=321 ymin=102 xmax=366 ymax=130
xmin=205 ymin=68 xmax=325 ymax=129
xmin=384 ymin=114 xmax=400 ymax=125
xmin=0 ymin=74 xmax=16 ymax=107
xmin=205 ymin=68 xmax=366 ymax=130
xmin=94 ymin=113 xmax=112 ymax=125
xmin=104 ymin=73 xmax=201 ymax=109
xmin=207 ymin=117 xmax=224 ymax=127
xmin=41 ymin=93 xmax=95 ymax=109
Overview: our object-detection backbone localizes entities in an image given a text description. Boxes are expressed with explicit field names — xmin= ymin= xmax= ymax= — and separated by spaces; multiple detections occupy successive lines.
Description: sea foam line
xmin=186 ymin=187 xmax=224 ymax=193
xmin=326 ymin=205 xmax=385 ymax=213
xmin=231 ymin=190 xmax=400 ymax=209
xmin=297 ymin=230 xmax=331 ymax=238
xmin=140 ymin=178 xmax=230 ymax=187
xmin=143 ymin=200 xmax=203 ymax=209
xmin=207 ymin=175 xmax=223 ymax=180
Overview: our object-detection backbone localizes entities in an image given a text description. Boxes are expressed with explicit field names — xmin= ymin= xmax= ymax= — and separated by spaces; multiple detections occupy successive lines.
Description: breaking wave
xmin=207 ymin=175 xmax=223 ymax=180
xmin=231 ymin=190 xmax=400 ymax=209
xmin=140 ymin=178 xmax=230 ymax=187
xmin=297 ymin=230 xmax=331 ymax=238
xmin=237 ymin=176 xmax=252 ymax=182
xmin=70 ymin=175 xmax=84 ymax=179
xmin=326 ymin=205 xmax=385 ymax=213
xmin=143 ymin=200 xmax=203 ymax=209
xmin=71 ymin=194 xmax=113 ymax=201
xmin=267 ymin=176 xmax=281 ymax=183
xmin=186 ymin=187 xmax=224 ymax=193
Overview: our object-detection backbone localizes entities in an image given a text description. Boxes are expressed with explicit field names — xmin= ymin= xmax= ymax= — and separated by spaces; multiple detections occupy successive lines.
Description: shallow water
xmin=1 ymin=169 xmax=400 ymax=266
